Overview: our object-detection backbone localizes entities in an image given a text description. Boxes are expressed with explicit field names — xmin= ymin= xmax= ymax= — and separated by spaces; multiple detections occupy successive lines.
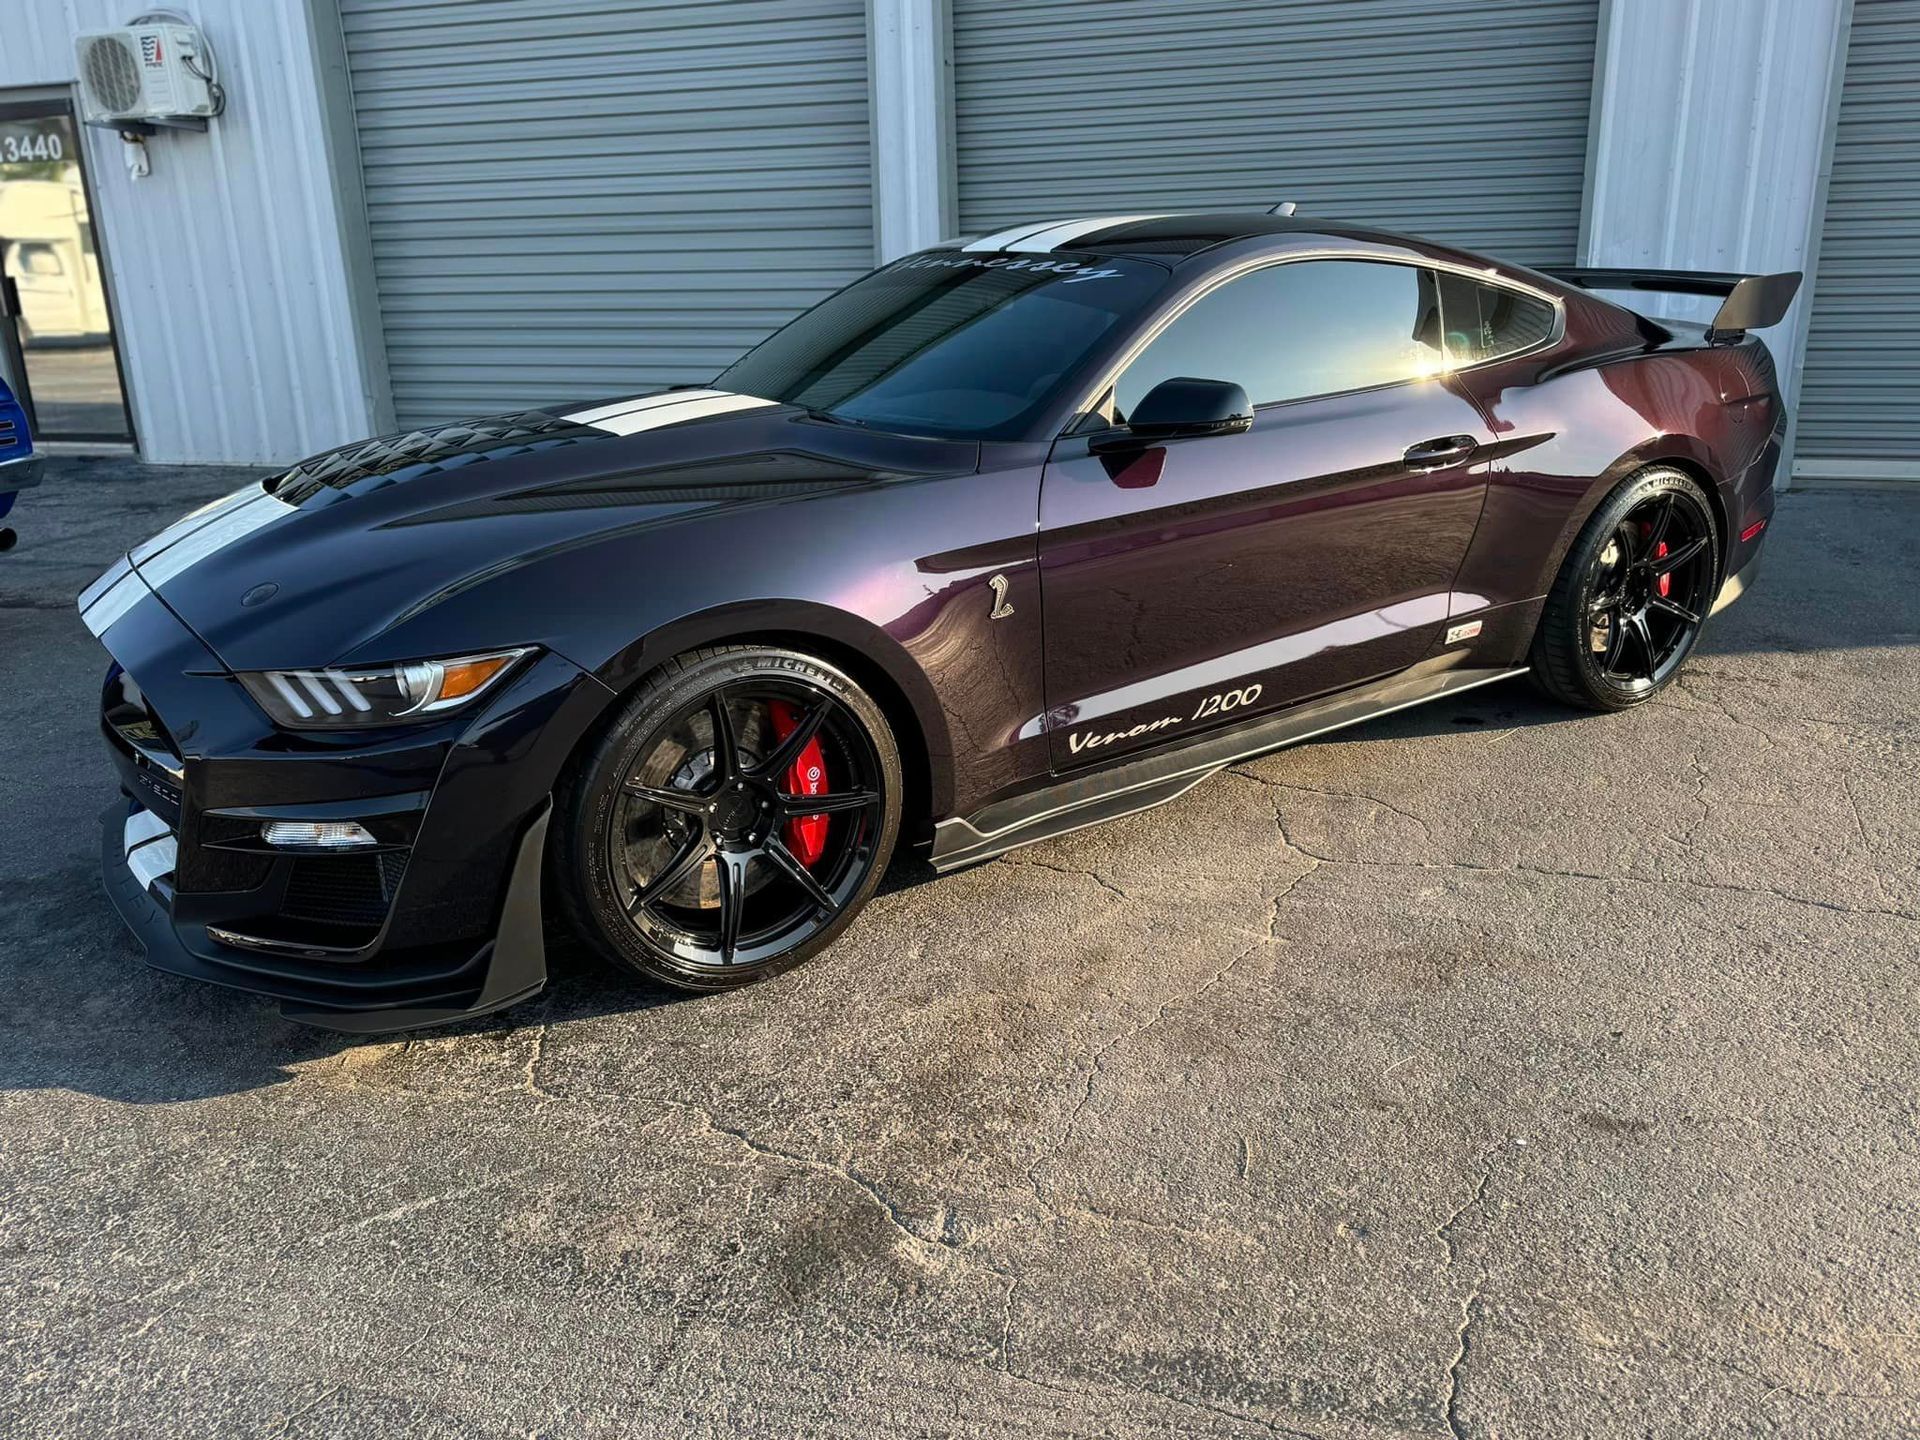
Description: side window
xmin=1436 ymin=273 xmax=1556 ymax=365
xmin=1113 ymin=260 xmax=1443 ymax=417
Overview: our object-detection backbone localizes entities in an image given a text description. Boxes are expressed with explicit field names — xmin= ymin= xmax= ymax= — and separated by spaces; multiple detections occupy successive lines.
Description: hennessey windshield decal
xmin=888 ymin=253 xmax=1126 ymax=285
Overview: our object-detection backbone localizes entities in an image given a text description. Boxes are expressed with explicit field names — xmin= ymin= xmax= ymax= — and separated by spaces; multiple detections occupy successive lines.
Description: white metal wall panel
xmin=3 ymin=2 xmax=383 ymax=464
xmin=1580 ymin=0 xmax=1852 ymax=452
xmin=338 ymin=0 xmax=874 ymax=427
xmin=952 ymin=0 xmax=1598 ymax=266
xmin=1797 ymin=0 xmax=1920 ymax=474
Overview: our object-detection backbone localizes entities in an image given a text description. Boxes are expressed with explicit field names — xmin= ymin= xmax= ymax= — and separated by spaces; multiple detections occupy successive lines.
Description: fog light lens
xmin=260 ymin=821 xmax=378 ymax=850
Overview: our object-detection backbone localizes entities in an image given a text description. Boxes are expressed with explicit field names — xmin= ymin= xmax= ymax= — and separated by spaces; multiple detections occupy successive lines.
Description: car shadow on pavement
xmin=0 ymin=900 xmax=708 ymax=1105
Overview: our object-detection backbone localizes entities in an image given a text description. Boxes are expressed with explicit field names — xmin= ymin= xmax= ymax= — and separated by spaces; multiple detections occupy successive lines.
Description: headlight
xmin=238 ymin=647 xmax=533 ymax=730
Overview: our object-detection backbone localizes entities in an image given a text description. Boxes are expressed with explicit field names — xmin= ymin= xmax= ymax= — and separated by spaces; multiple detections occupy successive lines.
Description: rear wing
xmin=1545 ymin=268 xmax=1802 ymax=344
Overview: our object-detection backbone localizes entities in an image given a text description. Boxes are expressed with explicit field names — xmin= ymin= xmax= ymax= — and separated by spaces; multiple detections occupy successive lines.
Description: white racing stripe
xmin=82 ymin=483 xmax=293 ymax=637
xmin=129 ymin=483 xmax=260 ymax=567
xmin=78 ymin=556 xmax=152 ymax=639
xmin=564 ymin=389 xmax=779 ymax=437
xmin=78 ymin=554 xmax=132 ymax=615
xmin=139 ymin=490 xmax=297 ymax=590
xmin=563 ymin=388 xmax=734 ymax=426
xmin=127 ymin=832 xmax=177 ymax=892
xmin=962 ymin=220 xmax=1068 ymax=253
xmin=962 ymin=213 xmax=1174 ymax=254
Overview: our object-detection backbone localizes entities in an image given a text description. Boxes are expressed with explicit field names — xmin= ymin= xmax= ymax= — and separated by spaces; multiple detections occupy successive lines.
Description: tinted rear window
xmin=1437 ymin=273 xmax=1557 ymax=364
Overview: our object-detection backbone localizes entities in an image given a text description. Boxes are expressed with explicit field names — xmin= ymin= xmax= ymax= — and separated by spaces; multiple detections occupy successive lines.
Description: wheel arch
xmin=1531 ymin=438 xmax=1730 ymax=600
xmin=588 ymin=599 xmax=953 ymax=844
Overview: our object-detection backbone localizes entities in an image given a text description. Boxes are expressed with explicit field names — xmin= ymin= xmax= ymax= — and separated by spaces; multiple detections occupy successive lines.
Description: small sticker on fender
xmin=1445 ymin=620 xmax=1483 ymax=645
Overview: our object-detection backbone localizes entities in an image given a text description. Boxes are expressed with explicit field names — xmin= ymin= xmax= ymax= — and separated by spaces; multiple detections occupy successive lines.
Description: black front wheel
xmin=1531 ymin=466 xmax=1721 ymax=711
xmin=556 ymin=645 xmax=902 ymax=990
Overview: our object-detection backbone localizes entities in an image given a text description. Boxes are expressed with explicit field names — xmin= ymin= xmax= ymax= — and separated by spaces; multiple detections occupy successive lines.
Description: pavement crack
xmin=1437 ymin=1151 xmax=1502 ymax=1440
xmin=997 ymin=853 xmax=1131 ymax=902
xmin=1444 ymin=1291 xmax=1484 ymax=1440
xmin=670 ymin=1102 xmax=996 ymax=1278
xmin=299 ymin=1168 xmax=542 ymax=1245
xmin=1224 ymin=768 xmax=1919 ymax=924
xmin=1029 ymin=934 xmax=1271 ymax=1220
xmin=521 ymin=1010 xmax=555 ymax=1102
xmin=1231 ymin=770 xmax=1435 ymax=843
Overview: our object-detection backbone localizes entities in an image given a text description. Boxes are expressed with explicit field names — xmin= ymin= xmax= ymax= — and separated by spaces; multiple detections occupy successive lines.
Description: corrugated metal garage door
xmin=952 ymin=0 xmax=1598 ymax=266
xmin=1796 ymin=0 xmax=1920 ymax=479
xmin=338 ymin=0 xmax=874 ymax=427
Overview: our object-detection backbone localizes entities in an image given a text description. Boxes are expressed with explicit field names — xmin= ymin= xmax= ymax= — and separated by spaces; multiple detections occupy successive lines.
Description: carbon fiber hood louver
xmin=270 ymin=412 xmax=602 ymax=506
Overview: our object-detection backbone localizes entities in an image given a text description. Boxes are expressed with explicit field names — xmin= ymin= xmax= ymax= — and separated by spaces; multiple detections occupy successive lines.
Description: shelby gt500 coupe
xmin=80 ymin=212 xmax=1797 ymax=1032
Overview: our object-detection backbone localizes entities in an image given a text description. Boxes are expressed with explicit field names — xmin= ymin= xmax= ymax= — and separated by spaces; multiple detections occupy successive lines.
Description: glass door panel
xmin=0 ymin=102 xmax=133 ymax=442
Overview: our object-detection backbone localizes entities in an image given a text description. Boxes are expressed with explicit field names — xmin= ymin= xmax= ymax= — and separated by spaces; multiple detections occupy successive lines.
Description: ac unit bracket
xmin=84 ymin=115 xmax=209 ymax=136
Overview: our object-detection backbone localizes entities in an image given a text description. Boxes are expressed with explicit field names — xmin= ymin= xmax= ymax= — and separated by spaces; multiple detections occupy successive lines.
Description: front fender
xmin=597 ymin=597 xmax=960 ymax=817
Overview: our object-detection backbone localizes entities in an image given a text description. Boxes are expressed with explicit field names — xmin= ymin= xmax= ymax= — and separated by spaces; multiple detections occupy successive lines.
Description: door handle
xmin=1403 ymin=435 xmax=1478 ymax=469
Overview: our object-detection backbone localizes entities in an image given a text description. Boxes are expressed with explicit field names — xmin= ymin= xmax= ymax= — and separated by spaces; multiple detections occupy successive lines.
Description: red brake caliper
xmin=767 ymin=701 xmax=829 ymax=866
xmin=1655 ymin=540 xmax=1671 ymax=597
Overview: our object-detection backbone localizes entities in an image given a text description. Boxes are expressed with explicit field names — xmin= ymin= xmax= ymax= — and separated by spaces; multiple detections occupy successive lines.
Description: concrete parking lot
xmin=3 ymin=459 xmax=1917 ymax=1439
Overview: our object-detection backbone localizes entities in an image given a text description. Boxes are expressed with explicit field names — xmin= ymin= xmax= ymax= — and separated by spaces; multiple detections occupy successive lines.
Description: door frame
xmin=0 ymin=87 xmax=138 ymax=447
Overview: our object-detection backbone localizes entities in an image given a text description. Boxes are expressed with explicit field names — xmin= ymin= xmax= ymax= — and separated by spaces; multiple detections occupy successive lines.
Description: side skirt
xmin=929 ymin=663 xmax=1528 ymax=872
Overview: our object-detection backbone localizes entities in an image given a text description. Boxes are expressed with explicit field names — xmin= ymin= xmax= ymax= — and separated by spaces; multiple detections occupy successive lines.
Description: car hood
xmin=120 ymin=392 xmax=979 ymax=672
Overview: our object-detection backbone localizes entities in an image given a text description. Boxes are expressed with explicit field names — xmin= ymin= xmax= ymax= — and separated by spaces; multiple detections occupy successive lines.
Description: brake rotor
xmin=629 ymin=704 xmax=780 ymax=911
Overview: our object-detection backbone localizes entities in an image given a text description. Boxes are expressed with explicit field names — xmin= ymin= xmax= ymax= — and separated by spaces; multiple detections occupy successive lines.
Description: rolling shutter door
xmin=338 ymin=0 xmax=874 ymax=428
xmin=1796 ymin=0 xmax=1920 ymax=479
xmin=952 ymin=0 xmax=1598 ymax=266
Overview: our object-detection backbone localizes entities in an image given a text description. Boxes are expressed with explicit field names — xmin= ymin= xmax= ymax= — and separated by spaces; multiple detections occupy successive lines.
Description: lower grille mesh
xmin=280 ymin=851 xmax=408 ymax=929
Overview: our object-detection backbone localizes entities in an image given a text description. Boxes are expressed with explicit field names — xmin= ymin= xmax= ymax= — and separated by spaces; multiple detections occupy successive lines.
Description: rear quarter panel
xmin=1448 ymin=313 xmax=1781 ymax=664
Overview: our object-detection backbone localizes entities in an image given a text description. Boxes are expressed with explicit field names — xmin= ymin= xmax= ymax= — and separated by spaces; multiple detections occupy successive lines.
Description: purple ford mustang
xmin=78 ymin=212 xmax=1798 ymax=1032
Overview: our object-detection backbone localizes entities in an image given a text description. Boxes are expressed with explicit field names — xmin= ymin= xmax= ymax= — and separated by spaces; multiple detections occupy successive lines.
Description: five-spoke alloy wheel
xmin=1531 ymin=466 xmax=1721 ymax=710
xmin=557 ymin=646 xmax=902 ymax=989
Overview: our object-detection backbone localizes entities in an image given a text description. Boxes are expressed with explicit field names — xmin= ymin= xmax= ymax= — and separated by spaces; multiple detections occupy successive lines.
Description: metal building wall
xmin=1580 ymin=0 xmax=1854 ymax=474
xmin=1795 ymin=0 xmax=1919 ymax=480
xmin=338 ymin=0 xmax=876 ymax=428
xmin=1 ymin=2 xmax=384 ymax=465
xmin=950 ymin=0 xmax=1600 ymax=266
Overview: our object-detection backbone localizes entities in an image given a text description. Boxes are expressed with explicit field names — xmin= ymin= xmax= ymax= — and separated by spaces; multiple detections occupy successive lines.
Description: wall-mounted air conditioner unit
xmin=74 ymin=25 xmax=219 ymax=126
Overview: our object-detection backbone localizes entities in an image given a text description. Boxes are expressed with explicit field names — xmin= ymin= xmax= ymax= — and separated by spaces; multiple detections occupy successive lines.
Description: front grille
xmin=176 ymin=846 xmax=276 ymax=894
xmin=281 ymin=851 xmax=409 ymax=929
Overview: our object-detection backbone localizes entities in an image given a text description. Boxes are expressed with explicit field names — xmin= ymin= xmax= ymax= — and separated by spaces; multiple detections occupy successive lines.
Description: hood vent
xmin=271 ymin=411 xmax=600 ymax=505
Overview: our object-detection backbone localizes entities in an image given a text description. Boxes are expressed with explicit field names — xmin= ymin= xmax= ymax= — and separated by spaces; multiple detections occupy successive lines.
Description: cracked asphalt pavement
xmin=4 ymin=459 xmax=1919 ymax=1438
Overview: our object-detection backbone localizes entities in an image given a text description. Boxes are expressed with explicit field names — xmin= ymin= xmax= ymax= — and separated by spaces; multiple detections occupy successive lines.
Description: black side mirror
xmin=1126 ymin=377 xmax=1254 ymax=440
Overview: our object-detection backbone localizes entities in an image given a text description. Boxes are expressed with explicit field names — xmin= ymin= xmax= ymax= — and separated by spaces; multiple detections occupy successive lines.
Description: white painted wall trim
xmin=867 ymin=0 xmax=953 ymax=260
xmin=299 ymin=0 xmax=394 ymax=439
xmin=1782 ymin=0 xmax=1858 ymax=482
xmin=1793 ymin=459 xmax=1920 ymax=484
xmin=1579 ymin=0 xmax=1854 ymax=487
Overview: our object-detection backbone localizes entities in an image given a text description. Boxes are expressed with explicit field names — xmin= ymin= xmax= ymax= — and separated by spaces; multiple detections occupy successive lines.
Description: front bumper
xmin=84 ymin=571 xmax=609 ymax=1033
xmin=102 ymin=796 xmax=551 ymax=1033
xmin=0 ymin=452 xmax=42 ymax=504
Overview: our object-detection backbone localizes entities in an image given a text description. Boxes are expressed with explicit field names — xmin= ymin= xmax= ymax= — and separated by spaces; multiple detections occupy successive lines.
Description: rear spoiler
xmin=1545 ymin=268 xmax=1802 ymax=344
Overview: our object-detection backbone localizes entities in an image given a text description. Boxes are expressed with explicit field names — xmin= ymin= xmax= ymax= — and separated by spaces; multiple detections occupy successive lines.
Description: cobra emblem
xmin=987 ymin=573 xmax=1014 ymax=620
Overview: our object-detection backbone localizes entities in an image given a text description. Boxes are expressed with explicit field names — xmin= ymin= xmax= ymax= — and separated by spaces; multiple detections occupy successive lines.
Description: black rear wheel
xmin=1531 ymin=467 xmax=1720 ymax=711
xmin=556 ymin=646 xmax=902 ymax=990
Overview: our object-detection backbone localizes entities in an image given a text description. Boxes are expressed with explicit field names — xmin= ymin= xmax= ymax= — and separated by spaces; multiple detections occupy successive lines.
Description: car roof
xmin=954 ymin=210 xmax=1431 ymax=264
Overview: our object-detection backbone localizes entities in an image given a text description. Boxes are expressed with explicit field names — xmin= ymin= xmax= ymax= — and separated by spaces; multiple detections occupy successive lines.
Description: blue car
xmin=0 ymin=374 xmax=38 ymax=550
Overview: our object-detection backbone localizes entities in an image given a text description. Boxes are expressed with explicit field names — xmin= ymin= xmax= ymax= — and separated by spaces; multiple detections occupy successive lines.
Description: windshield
xmin=715 ymin=253 xmax=1170 ymax=440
